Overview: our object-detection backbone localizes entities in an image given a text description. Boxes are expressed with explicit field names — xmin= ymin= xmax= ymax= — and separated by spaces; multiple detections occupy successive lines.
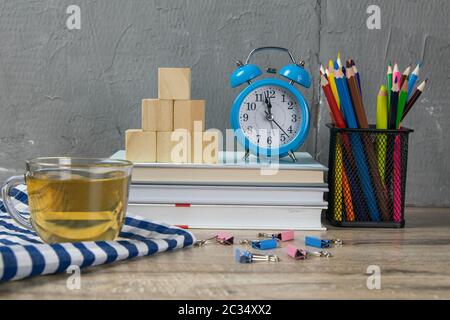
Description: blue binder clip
xmin=234 ymin=249 xmax=279 ymax=264
xmin=251 ymin=239 xmax=279 ymax=250
xmin=305 ymin=236 xmax=342 ymax=249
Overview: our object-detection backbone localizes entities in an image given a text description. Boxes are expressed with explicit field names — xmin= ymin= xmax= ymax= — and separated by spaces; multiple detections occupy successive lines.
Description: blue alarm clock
xmin=230 ymin=47 xmax=312 ymax=161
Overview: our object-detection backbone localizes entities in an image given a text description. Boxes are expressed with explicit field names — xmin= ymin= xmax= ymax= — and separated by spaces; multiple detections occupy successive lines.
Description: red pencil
xmin=320 ymin=74 xmax=346 ymax=128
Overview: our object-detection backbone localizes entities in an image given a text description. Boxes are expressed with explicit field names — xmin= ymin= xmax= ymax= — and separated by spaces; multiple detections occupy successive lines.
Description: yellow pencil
xmin=376 ymin=85 xmax=388 ymax=182
xmin=328 ymin=60 xmax=340 ymax=109
xmin=333 ymin=136 xmax=344 ymax=222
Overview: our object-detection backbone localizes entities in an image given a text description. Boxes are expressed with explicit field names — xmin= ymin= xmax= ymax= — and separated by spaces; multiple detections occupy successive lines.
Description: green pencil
xmin=387 ymin=62 xmax=393 ymax=115
xmin=396 ymin=79 xmax=409 ymax=129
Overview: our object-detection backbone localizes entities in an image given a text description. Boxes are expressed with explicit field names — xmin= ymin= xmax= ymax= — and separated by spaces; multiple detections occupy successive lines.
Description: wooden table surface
xmin=1 ymin=207 xmax=450 ymax=300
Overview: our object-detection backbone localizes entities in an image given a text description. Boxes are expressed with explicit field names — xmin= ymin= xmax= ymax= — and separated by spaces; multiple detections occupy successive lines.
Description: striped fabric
xmin=0 ymin=185 xmax=196 ymax=282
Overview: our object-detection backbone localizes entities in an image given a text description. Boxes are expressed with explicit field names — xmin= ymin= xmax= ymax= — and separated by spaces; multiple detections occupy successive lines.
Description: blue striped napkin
xmin=0 ymin=185 xmax=196 ymax=282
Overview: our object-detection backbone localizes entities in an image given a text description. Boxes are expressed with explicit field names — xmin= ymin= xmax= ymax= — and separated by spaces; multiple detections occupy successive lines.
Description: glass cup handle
xmin=1 ymin=175 xmax=33 ymax=230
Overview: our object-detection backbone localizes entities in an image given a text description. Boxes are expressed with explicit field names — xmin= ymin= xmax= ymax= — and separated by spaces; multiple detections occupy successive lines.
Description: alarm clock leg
xmin=243 ymin=149 xmax=250 ymax=162
xmin=288 ymin=150 xmax=297 ymax=162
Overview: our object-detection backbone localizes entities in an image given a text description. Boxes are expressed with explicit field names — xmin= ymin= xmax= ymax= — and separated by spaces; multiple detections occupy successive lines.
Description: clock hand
xmin=265 ymin=97 xmax=273 ymax=116
xmin=264 ymin=110 xmax=290 ymax=138
xmin=264 ymin=96 xmax=275 ymax=130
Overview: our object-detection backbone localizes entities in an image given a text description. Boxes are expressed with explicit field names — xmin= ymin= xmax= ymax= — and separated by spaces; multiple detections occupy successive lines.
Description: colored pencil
xmin=332 ymin=140 xmax=344 ymax=221
xmin=400 ymin=65 xmax=411 ymax=89
xmin=328 ymin=60 xmax=340 ymax=109
xmin=341 ymin=162 xmax=355 ymax=221
xmin=334 ymin=68 xmax=358 ymax=128
xmin=387 ymin=62 xmax=393 ymax=113
xmin=337 ymin=52 xmax=346 ymax=75
xmin=377 ymin=86 xmax=389 ymax=129
xmin=320 ymin=64 xmax=327 ymax=77
xmin=346 ymin=64 xmax=368 ymax=128
xmin=376 ymin=86 xmax=388 ymax=182
xmin=351 ymin=60 xmax=362 ymax=95
xmin=320 ymin=74 xmax=346 ymax=128
xmin=386 ymin=72 xmax=400 ymax=221
xmin=393 ymin=135 xmax=402 ymax=223
xmin=396 ymin=79 xmax=409 ymax=128
xmin=393 ymin=62 xmax=401 ymax=86
xmin=341 ymin=140 xmax=369 ymax=221
xmin=408 ymin=62 xmax=421 ymax=98
xmin=401 ymin=79 xmax=427 ymax=122
xmin=389 ymin=78 xmax=399 ymax=129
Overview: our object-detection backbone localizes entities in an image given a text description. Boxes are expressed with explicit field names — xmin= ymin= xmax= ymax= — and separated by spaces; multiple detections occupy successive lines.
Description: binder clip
xmin=258 ymin=230 xmax=294 ymax=242
xmin=195 ymin=233 xmax=234 ymax=247
xmin=234 ymin=248 xmax=280 ymax=264
xmin=305 ymin=236 xmax=342 ymax=249
xmin=216 ymin=232 xmax=234 ymax=245
xmin=239 ymin=239 xmax=279 ymax=250
xmin=286 ymin=244 xmax=308 ymax=260
xmin=307 ymin=250 xmax=333 ymax=258
xmin=287 ymin=244 xmax=332 ymax=259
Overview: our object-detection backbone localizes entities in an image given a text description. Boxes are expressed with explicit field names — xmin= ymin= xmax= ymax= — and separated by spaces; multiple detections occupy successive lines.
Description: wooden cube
xmin=141 ymin=99 xmax=173 ymax=132
xmin=158 ymin=68 xmax=191 ymax=100
xmin=125 ymin=130 xmax=156 ymax=163
xmin=157 ymin=130 xmax=192 ymax=163
xmin=174 ymin=100 xmax=205 ymax=132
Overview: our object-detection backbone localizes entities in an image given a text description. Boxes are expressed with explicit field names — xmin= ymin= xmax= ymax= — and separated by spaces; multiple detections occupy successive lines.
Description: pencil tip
xmin=334 ymin=60 xmax=339 ymax=70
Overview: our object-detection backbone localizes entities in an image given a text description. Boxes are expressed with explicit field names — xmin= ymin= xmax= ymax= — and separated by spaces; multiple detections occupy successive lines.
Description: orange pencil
xmin=341 ymin=168 xmax=355 ymax=221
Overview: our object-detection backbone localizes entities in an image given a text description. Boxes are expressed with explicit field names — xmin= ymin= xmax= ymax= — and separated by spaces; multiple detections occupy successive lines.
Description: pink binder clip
xmin=195 ymin=233 xmax=235 ymax=247
xmin=258 ymin=230 xmax=294 ymax=242
xmin=287 ymin=244 xmax=333 ymax=259
xmin=216 ymin=232 xmax=234 ymax=245
xmin=278 ymin=231 xmax=294 ymax=242
xmin=287 ymin=244 xmax=308 ymax=260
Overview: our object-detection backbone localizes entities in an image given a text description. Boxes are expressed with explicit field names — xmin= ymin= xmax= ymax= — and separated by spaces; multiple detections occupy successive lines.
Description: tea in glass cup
xmin=1 ymin=158 xmax=132 ymax=243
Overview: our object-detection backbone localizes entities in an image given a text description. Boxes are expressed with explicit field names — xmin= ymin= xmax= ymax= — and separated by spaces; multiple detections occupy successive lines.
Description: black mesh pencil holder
xmin=326 ymin=124 xmax=413 ymax=228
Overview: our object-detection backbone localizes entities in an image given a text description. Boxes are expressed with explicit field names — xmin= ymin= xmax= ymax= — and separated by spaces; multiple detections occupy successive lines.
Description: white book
xmin=112 ymin=151 xmax=327 ymax=186
xmin=127 ymin=203 xmax=326 ymax=231
xmin=129 ymin=184 xmax=328 ymax=206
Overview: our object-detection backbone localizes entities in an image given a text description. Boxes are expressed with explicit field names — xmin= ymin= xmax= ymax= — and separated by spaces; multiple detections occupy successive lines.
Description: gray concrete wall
xmin=0 ymin=0 xmax=448 ymax=206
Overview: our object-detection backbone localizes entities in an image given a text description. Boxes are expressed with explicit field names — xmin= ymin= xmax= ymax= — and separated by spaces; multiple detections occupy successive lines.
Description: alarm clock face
xmin=238 ymin=85 xmax=302 ymax=149
xmin=231 ymin=78 xmax=310 ymax=158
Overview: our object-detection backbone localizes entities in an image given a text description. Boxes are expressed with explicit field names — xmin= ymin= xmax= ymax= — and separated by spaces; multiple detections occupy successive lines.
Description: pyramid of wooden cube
xmin=125 ymin=67 xmax=219 ymax=164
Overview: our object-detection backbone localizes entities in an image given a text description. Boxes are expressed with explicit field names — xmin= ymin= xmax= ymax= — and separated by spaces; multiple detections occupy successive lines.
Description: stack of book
xmin=112 ymin=151 xmax=328 ymax=230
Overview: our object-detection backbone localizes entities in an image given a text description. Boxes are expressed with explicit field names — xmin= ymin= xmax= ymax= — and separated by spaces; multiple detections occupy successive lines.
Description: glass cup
xmin=1 ymin=157 xmax=133 ymax=243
